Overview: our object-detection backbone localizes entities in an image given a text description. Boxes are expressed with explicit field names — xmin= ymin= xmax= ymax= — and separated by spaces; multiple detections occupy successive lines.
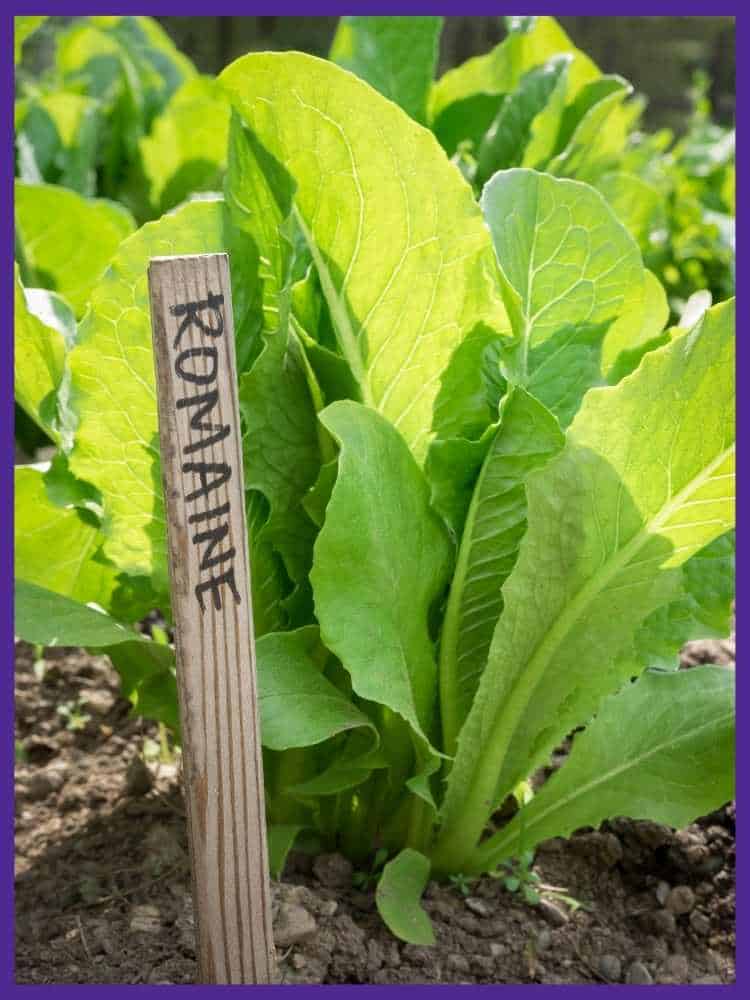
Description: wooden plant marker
xmin=148 ymin=253 xmax=276 ymax=984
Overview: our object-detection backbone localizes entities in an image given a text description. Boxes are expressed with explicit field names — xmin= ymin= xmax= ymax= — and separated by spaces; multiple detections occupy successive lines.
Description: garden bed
xmin=15 ymin=639 xmax=734 ymax=986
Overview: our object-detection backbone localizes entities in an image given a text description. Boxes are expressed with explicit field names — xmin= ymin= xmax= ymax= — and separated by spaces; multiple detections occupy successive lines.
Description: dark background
xmin=156 ymin=16 xmax=735 ymax=134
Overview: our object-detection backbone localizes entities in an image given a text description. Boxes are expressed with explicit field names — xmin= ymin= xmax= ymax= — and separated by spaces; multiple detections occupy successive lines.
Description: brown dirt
xmin=14 ymin=638 xmax=734 ymax=985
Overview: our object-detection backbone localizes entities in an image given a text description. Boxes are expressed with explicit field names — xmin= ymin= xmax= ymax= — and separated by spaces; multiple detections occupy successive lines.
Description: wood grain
xmin=148 ymin=253 xmax=275 ymax=984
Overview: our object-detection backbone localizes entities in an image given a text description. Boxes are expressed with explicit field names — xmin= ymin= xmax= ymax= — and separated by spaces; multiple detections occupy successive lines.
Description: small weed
xmin=32 ymin=643 xmax=47 ymax=682
xmin=352 ymin=847 xmax=388 ymax=890
xmin=448 ymin=872 xmax=475 ymax=896
xmin=57 ymin=697 xmax=91 ymax=732
xmin=494 ymin=849 xmax=542 ymax=905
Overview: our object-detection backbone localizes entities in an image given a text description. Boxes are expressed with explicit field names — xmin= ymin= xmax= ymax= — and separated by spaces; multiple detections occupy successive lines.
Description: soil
xmin=14 ymin=637 xmax=735 ymax=985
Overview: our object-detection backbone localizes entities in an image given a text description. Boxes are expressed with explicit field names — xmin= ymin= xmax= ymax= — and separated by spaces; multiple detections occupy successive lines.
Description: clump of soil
xmin=14 ymin=639 xmax=734 ymax=985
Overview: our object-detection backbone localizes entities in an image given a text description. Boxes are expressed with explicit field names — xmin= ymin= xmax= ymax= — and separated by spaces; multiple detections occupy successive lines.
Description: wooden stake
xmin=148 ymin=253 xmax=276 ymax=984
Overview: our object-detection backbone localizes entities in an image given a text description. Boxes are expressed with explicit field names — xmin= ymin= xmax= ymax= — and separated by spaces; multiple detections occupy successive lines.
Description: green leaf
xmin=267 ymin=825 xmax=304 ymax=878
xmin=425 ymin=429 xmax=495 ymax=541
xmin=375 ymin=849 xmax=435 ymax=945
xmin=67 ymin=198 xmax=256 ymax=590
xmin=311 ymin=401 xmax=452 ymax=747
xmin=604 ymin=270 xmax=670 ymax=382
xmin=471 ymin=666 xmax=734 ymax=872
xmin=15 ymin=94 xmax=101 ymax=196
xmin=256 ymin=627 xmax=377 ymax=752
xmin=481 ymin=169 xmax=643 ymax=401
xmin=140 ymin=75 xmax=230 ymax=215
xmin=633 ymin=530 xmax=735 ymax=670
xmin=439 ymin=389 xmax=564 ymax=755
xmin=220 ymin=51 xmax=507 ymax=462
xmin=15 ymin=579 xmax=178 ymax=729
xmin=428 ymin=16 xmax=599 ymax=142
xmin=330 ymin=16 xmax=443 ymax=124
xmin=14 ymin=16 xmax=46 ymax=64
xmin=60 ymin=16 xmax=195 ymax=127
xmin=431 ymin=93 xmax=502 ymax=158
xmin=15 ymin=181 xmax=135 ymax=316
xmin=239 ymin=330 xmax=322 ymax=587
xmin=431 ymin=324 xmax=507 ymax=443
xmin=16 ymin=578 xmax=138 ymax=647
xmin=14 ymin=465 xmax=118 ymax=609
xmin=594 ymin=171 xmax=666 ymax=251
xmin=548 ymin=76 xmax=632 ymax=181
xmin=476 ymin=56 xmax=571 ymax=185
xmin=434 ymin=299 xmax=734 ymax=873
xmin=14 ymin=264 xmax=69 ymax=440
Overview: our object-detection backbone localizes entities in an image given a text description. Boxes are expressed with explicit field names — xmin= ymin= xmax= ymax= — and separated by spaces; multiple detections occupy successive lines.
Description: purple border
xmin=5 ymin=5 xmax=742 ymax=997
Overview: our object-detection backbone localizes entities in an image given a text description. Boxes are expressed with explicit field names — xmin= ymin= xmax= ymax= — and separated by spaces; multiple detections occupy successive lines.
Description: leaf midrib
xmin=479 ymin=439 xmax=735 ymax=803
xmin=473 ymin=706 xmax=733 ymax=867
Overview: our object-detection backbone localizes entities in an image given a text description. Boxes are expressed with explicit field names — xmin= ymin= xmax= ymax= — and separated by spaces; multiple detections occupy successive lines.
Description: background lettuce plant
xmin=15 ymin=15 xmax=734 ymax=944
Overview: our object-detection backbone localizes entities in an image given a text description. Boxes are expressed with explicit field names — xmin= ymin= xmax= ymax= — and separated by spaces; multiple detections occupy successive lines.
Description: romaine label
xmin=147 ymin=252 xmax=276 ymax=984
xmin=169 ymin=290 xmax=241 ymax=612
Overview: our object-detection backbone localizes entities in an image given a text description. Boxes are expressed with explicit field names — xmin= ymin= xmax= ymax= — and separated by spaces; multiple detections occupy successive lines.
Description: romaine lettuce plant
xmin=15 ymin=17 xmax=734 ymax=945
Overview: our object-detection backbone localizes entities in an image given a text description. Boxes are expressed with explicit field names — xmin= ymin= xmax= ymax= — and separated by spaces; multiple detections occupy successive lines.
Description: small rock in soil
xmin=535 ymin=929 xmax=552 ymax=953
xmin=649 ymin=909 xmax=677 ymax=936
xmin=598 ymin=954 xmax=622 ymax=982
xmin=274 ymin=903 xmax=317 ymax=948
xmin=26 ymin=763 xmax=68 ymax=801
xmin=627 ymin=961 xmax=653 ymax=985
xmin=465 ymin=897 xmax=491 ymax=918
xmin=666 ymin=885 xmax=695 ymax=915
xmin=690 ymin=910 xmax=711 ymax=937
xmin=83 ymin=688 xmax=117 ymax=715
xmin=312 ymin=853 xmax=353 ymax=890
xmin=447 ymin=953 xmax=470 ymax=974
xmin=125 ymin=756 xmax=153 ymax=797
xmin=538 ymin=898 xmax=568 ymax=927
xmin=655 ymin=880 xmax=671 ymax=905
xmin=130 ymin=904 xmax=162 ymax=934
xmin=661 ymin=953 xmax=689 ymax=982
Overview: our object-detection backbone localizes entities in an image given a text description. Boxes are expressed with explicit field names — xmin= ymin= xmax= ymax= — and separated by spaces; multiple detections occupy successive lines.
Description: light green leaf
xmin=15 ymin=93 xmax=101 ymax=196
xmin=311 ymin=401 xmax=452 ymax=748
xmin=439 ymin=389 xmax=564 ymax=755
xmin=330 ymin=16 xmax=443 ymax=124
xmin=14 ymin=16 xmax=46 ymax=64
xmin=481 ymin=169 xmax=643 ymax=397
xmin=375 ymin=849 xmax=435 ymax=945
xmin=435 ymin=299 xmax=734 ymax=873
xmin=68 ymin=16 xmax=195 ymax=124
xmin=257 ymin=627 xmax=376 ymax=752
xmin=470 ymin=666 xmax=734 ymax=872
xmin=428 ymin=16 xmax=599 ymax=138
xmin=476 ymin=56 xmax=571 ymax=185
xmin=548 ymin=76 xmax=632 ymax=181
xmin=595 ymin=171 xmax=666 ymax=251
xmin=15 ymin=181 xmax=135 ymax=316
xmin=68 ymin=198 xmax=256 ymax=589
xmin=604 ymin=269 xmax=670 ymax=382
xmin=220 ymin=51 xmax=507 ymax=462
xmin=14 ymin=264 xmax=70 ymax=440
xmin=15 ymin=465 xmax=117 ymax=609
xmin=140 ymin=75 xmax=230 ymax=214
